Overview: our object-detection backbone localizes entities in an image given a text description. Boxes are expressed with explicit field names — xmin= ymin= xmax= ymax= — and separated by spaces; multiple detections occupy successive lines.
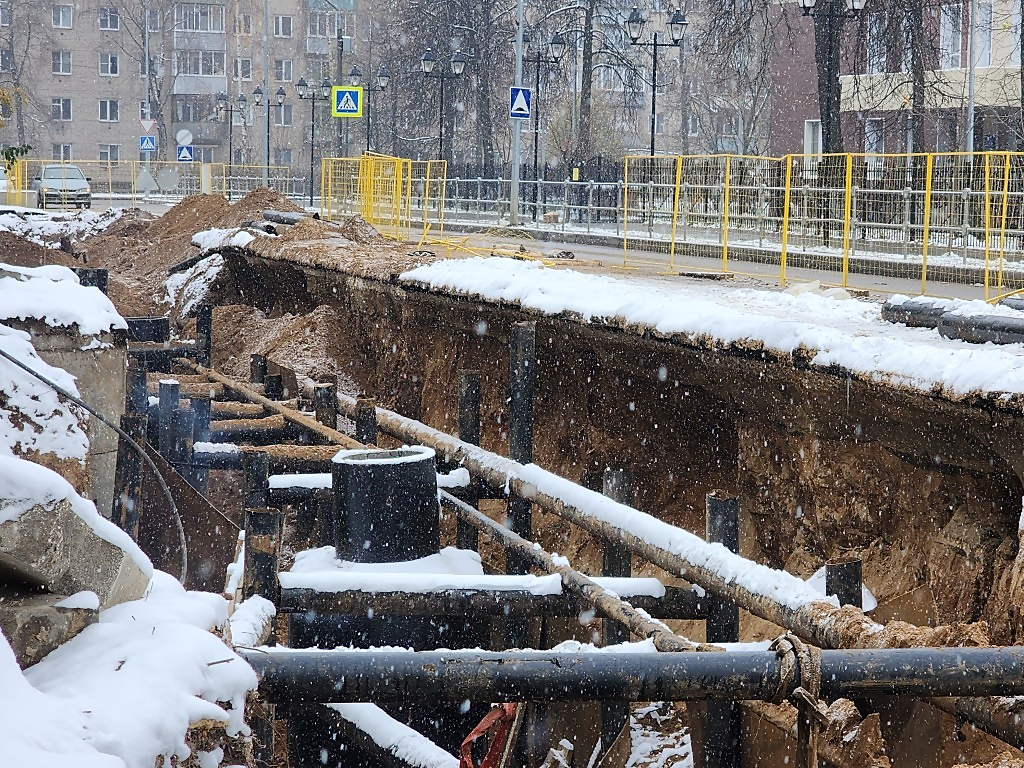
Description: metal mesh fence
xmin=622 ymin=155 xmax=682 ymax=270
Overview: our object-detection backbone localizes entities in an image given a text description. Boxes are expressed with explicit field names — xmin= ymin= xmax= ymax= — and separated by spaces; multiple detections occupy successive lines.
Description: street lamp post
xmin=420 ymin=49 xmax=468 ymax=165
xmin=797 ymin=0 xmax=866 ymax=154
xmin=216 ymin=92 xmax=248 ymax=201
xmin=296 ymin=77 xmax=332 ymax=208
xmin=625 ymin=6 xmax=688 ymax=157
xmin=252 ymin=85 xmax=287 ymax=185
xmin=526 ymin=32 xmax=565 ymax=221
xmin=349 ymin=65 xmax=390 ymax=152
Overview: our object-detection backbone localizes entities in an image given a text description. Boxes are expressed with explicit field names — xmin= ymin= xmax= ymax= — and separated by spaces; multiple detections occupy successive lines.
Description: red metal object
xmin=459 ymin=703 xmax=519 ymax=768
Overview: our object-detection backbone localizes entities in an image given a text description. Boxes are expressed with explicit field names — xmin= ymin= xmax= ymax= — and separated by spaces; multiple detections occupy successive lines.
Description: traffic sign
xmin=139 ymin=118 xmax=156 ymax=134
xmin=331 ymin=86 xmax=363 ymax=118
xmin=175 ymin=129 xmax=193 ymax=146
xmin=139 ymin=135 xmax=157 ymax=152
xmin=176 ymin=145 xmax=193 ymax=162
xmin=509 ymin=87 xmax=532 ymax=120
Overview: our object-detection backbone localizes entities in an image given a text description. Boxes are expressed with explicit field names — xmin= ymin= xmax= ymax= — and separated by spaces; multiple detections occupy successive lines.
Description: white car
xmin=0 ymin=166 xmax=8 ymax=193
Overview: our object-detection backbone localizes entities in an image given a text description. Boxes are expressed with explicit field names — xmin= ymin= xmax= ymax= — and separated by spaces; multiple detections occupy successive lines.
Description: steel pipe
xmin=243 ymin=647 xmax=1024 ymax=704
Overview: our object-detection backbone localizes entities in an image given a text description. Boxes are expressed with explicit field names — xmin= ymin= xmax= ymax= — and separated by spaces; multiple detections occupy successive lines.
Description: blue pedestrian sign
xmin=509 ymin=87 xmax=532 ymax=120
xmin=331 ymin=86 xmax=363 ymax=118
xmin=139 ymin=135 xmax=157 ymax=152
xmin=176 ymin=145 xmax=193 ymax=162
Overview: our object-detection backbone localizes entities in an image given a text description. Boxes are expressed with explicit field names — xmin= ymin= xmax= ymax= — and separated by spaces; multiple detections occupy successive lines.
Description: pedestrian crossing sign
xmin=139 ymin=134 xmax=157 ymax=152
xmin=332 ymin=86 xmax=363 ymax=118
xmin=509 ymin=87 xmax=532 ymax=120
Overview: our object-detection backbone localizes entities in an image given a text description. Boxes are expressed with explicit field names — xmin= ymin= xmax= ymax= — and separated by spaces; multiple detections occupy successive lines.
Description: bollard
xmin=263 ymin=373 xmax=284 ymax=400
xmin=170 ymin=408 xmax=195 ymax=477
xmin=157 ymin=380 xmax=180 ymax=461
xmin=507 ymin=321 xmax=535 ymax=575
xmin=242 ymin=508 xmax=283 ymax=604
xmin=601 ymin=468 xmax=633 ymax=753
xmin=826 ymin=559 xmax=863 ymax=610
xmin=126 ymin=356 xmax=148 ymax=414
xmin=190 ymin=397 xmax=211 ymax=495
xmin=195 ymin=304 xmax=213 ymax=367
xmin=111 ymin=412 xmax=148 ymax=541
xmin=242 ymin=451 xmax=270 ymax=509
xmin=354 ymin=398 xmax=377 ymax=445
xmin=313 ymin=382 xmax=338 ymax=430
xmin=74 ymin=267 xmax=109 ymax=294
xmin=313 ymin=488 xmax=335 ymax=548
xmin=456 ymin=371 xmax=481 ymax=551
xmin=705 ymin=492 xmax=741 ymax=768
xmin=250 ymin=353 xmax=267 ymax=385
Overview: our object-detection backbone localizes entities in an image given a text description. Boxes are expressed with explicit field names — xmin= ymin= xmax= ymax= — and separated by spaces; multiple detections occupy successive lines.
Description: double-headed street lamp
xmin=420 ymin=49 xmax=468 ymax=164
xmin=797 ymin=0 xmax=866 ymax=154
xmin=349 ymin=65 xmax=390 ymax=152
xmin=252 ymin=85 xmax=287 ymax=178
xmin=625 ymin=5 xmax=688 ymax=157
xmin=525 ymin=32 xmax=565 ymax=221
xmin=296 ymin=77 xmax=332 ymax=208
xmin=216 ymin=92 xmax=248 ymax=200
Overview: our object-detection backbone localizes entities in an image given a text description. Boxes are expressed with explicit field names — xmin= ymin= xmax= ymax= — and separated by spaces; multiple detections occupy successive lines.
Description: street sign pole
xmin=509 ymin=0 xmax=526 ymax=226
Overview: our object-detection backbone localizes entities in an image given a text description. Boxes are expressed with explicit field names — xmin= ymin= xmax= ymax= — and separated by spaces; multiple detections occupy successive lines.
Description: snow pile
xmin=165 ymin=254 xmax=224 ymax=316
xmin=2 ymin=572 xmax=256 ymax=768
xmin=191 ymin=227 xmax=271 ymax=255
xmin=0 ymin=261 xmax=126 ymax=334
xmin=0 ymin=207 xmax=123 ymax=246
xmin=0 ymin=325 xmax=90 ymax=460
xmin=329 ymin=704 xmax=459 ymax=768
xmin=228 ymin=594 xmax=275 ymax=648
xmin=402 ymin=258 xmax=1024 ymax=399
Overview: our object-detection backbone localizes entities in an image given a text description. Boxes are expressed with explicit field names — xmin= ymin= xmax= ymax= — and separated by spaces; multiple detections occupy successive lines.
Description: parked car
xmin=0 ymin=166 xmax=7 ymax=194
xmin=31 ymin=164 xmax=92 ymax=209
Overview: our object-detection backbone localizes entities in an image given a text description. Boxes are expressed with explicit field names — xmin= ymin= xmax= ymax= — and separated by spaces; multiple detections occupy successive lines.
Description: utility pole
xmin=509 ymin=0 xmax=526 ymax=226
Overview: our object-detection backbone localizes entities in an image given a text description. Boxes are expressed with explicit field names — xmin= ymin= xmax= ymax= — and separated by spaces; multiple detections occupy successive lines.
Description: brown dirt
xmin=0 ymin=231 xmax=80 ymax=268
xmin=954 ymin=753 xmax=1024 ymax=768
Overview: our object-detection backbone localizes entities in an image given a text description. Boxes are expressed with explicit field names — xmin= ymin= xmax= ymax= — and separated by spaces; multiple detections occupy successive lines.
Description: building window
xmin=174 ymin=3 xmax=225 ymax=33
xmin=174 ymin=50 xmax=226 ymax=76
xmin=309 ymin=59 xmax=332 ymax=82
xmin=687 ymin=109 xmax=699 ymax=137
xmin=940 ymin=4 xmax=962 ymax=69
xmin=99 ymin=52 xmax=119 ymax=76
xmin=274 ymin=148 xmax=292 ymax=166
xmin=52 ymin=4 xmax=73 ymax=28
xmin=937 ymin=112 xmax=958 ymax=152
xmin=308 ymin=11 xmax=335 ymax=37
xmin=52 ymin=50 xmax=72 ymax=74
xmin=140 ymin=101 xmax=152 ymax=119
xmin=273 ymin=15 xmax=292 ymax=37
xmin=234 ymin=57 xmax=251 ymax=80
xmin=0 ymin=49 xmax=10 ymax=71
xmin=975 ymin=1 xmax=992 ymax=68
xmin=866 ymin=12 xmax=886 ymax=74
xmin=98 ymin=144 xmax=120 ymax=164
xmin=98 ymin=99 xmax=119 ymax=122
xmin=0 ymin=3 xmax=11 ymax=26
xmin=865 ymin=117 xmax=884 ymax=154
xmin=52 ymin=97 xmax=72 ymax=121
xmin=804 ymin=119 xmax=822 ymax=157
xmin=721 ymin=111 xmax=738 ymax=138
xmin=98 ymin=7 xmax=119 ymax=30
xmin=0 ymin=100 xmax=10 ymax=119
xmin=273 ymin=103 xmax=293 ymax=126
xmin=273 ymin=59 xmax=292 ymax=82
xmin=194 ymin=146 xmax=214 ymax=163
xmin=52 ymin=143 xmax=72 ymax=161
xmin=234 ymin=12 xmax=251 ymax=34
xmin=898 ymin=16 xmax=912 ymax=73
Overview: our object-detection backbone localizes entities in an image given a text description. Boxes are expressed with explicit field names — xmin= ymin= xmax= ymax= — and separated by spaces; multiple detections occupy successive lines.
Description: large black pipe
xmin=243 ymin=647 xmax=1024 ymax=704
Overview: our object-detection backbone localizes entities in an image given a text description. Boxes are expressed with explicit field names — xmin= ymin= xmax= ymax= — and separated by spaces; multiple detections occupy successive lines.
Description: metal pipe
xmin=313 ymin=382 xmax=337 ymax=430
xmin=279 ymin=585 xmax=706 ymax=620
xmin=826 ymin=559 xmax=862 ymax=610
xmin=242 ymin=647 xmax=1024 ymax=704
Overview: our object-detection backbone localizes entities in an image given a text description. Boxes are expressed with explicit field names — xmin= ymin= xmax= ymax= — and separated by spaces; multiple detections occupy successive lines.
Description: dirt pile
xmin=0 ymin=231 xmax=79 ymax=268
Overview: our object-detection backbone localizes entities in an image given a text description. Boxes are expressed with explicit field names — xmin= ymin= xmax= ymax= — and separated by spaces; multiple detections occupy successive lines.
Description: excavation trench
xmin=198 ymin=246 xmax=1024 ymax=766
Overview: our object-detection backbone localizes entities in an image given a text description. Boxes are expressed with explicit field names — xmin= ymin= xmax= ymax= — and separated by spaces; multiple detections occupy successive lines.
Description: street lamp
xmin=349 ymin=65 xmax=390 ymax=152
xmin=296 ymin=76 xmax=332 ymax=208
xmin=525 ymin=32 xmax=565 ymax=221
xmin=420 ymin=49 xmax=468 ymax=164
xmin=797 ymin=0 xmax=865 ymax=153
xmin=625 ymin=5 xmax=687 ymax=157
xmin=252 ymin=85 xmax=287 ymax=181
xmin=216 ymin=92 xmax=248 ymax=201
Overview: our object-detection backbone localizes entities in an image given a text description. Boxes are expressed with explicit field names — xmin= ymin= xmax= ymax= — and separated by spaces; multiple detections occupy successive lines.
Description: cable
xmin=0 ymin=345 xmax=188 ymax=584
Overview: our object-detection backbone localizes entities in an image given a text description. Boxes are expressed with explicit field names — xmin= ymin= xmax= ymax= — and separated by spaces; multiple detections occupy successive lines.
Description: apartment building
xmin=0 ymin=0 xmax=355 ymax=180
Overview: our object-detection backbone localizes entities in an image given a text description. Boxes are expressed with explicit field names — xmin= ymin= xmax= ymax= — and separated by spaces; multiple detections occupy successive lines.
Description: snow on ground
xmin=0 ymin=206 xmax=123 ymax=246
xmin=5 ymin=572 xmax=256 ymax=768
xmin=1 ymin=261 xmax=127 ymax=334
xmin=191 ymin=227 xmax=263 ymax=254
xmin=401 ymin=257 xmax=1024 ymax=401
xmin=329 ymin=704 xmax=459 ymax=768
xmin=165 ymin=254 xmax=224 ymax=316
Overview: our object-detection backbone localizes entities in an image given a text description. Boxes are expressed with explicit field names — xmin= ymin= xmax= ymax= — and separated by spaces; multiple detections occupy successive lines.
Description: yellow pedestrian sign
xmin=332 ymin=86 xmax=363 ymax=118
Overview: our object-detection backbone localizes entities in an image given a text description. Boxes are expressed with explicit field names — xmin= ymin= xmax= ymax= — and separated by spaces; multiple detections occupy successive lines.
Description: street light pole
xmin=509 ymin=0 xmax=526 ymax=226
xmin=217 ymin=92 xmax=247 ymax=201
xmin=626 ymin=6 xmax=688 ymax=157
xmin=297 ymin=77 xmax=332 ymax=208
xmin=350 ymin=65 xmax=389 ymax=152
xmin=527 ymin=32 xmax=565 ymax=222
xmin=420 ymin=50 xmax=467 ymax=165
xmin=252 ymin=85 xmax=286 ymax=185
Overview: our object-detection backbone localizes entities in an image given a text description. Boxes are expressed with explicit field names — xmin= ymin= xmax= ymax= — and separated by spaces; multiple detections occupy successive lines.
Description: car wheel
xmin=37 ymin=195 xmax=45 ymax=209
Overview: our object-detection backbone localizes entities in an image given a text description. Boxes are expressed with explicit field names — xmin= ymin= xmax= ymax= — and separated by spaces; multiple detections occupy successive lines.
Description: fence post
xmin=191 ymin=397 xmax=211 ymax=494
xmin=242 ymin=507 xmax=283 ymax=605
xmin=196 ymin=304 xmax=213 ymax=367
xmin=314 ymin=382 xmax=338 ymax=430
xmin=921 ymin=153 xmax=935 ymax=295
xmin=126 ymin=356 xmax=148 ymax=414
xmin=355 ymin=398 xmax=377 ymax=445
xmin=507 ymin=321 xmax=535 ymax=575
xmin=842 ymin=154 xmax=853 ymax=287
xmin=705 ymin=491 xmax=741 ymax=768
xmin=779 ymin=154 xmax=794 ymax=287
xmin=157 ymin=380 xmax=180 ymax=460
xmin=111 ymin=412 xmax=148 ymax=541
xmin=600 ymin=468 xmax=633 ymax=753
xmin=456 ymin=371 xmax=481 ymax=551
xmin=250 ymin=353 xmax=267 ymax=385
xmin=243 ymin=451 xmax=270 ymax=509
xmin=722 ymin=155 xmax=732 ymax=274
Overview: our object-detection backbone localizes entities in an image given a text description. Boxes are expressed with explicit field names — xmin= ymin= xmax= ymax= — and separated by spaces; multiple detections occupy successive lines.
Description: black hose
xmin=0 ymin=345 xmax=188 ymax=583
